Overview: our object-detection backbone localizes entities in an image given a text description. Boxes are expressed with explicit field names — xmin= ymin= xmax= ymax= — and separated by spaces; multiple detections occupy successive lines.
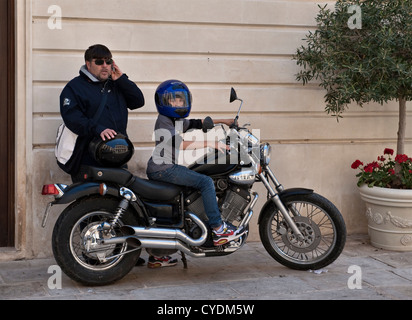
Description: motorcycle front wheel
xmin=52 ymin=195 xmax=142 ymax=286
xmin=259 ymin=193 xmax=346 ymax=270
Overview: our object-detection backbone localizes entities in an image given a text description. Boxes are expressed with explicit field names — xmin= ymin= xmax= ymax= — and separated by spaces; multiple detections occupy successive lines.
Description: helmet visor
xmin=162 ymin=91 xmax=190 ymax=108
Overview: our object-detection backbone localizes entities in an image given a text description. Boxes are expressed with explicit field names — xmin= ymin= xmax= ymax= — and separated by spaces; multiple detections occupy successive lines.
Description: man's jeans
xmin=147 ymin=165 xmax=222 ymax=228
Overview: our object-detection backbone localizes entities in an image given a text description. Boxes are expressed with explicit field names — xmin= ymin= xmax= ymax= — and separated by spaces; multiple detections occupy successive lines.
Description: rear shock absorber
xmin=111 ymin=187 xmax=137 ymax=227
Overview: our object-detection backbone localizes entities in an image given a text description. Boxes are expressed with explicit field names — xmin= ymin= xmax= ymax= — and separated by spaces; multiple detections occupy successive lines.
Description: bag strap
xmin=91 ymin=91 xmax=108 ymax=125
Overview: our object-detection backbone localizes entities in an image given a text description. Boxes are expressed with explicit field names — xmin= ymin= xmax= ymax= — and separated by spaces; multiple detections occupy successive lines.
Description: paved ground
xmin=1 ymin=234 xmax=412 ymax=301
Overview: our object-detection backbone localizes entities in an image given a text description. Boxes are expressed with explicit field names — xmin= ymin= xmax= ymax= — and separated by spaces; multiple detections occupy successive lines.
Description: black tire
xmin=52 ymin=195 xmax=142 ymax=286
xmin=259 ymin=193 xmax=346 ymax=270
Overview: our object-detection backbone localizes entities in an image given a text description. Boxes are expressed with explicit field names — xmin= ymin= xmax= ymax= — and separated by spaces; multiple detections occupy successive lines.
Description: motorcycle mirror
xmin=230 ymin=87 xmax=243 ymax=123
xmin=202 ymin=116 xmax=214 ymax=132
xmin=230 ymin=87 xmax=238 ymax=103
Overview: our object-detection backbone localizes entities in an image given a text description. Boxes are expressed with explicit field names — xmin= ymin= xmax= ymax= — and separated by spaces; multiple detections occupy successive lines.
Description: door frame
xmin=0 ymin=0 xmax=15 ymax=247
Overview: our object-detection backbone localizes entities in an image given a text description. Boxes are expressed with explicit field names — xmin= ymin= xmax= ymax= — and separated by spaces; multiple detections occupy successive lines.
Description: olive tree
xmin=294 ymin=0 xmax=412 ymax=155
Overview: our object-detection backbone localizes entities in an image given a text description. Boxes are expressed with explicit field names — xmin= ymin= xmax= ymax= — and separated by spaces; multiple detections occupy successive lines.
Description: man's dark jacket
xmin=59 ymin=65 xmax=145 ymax=174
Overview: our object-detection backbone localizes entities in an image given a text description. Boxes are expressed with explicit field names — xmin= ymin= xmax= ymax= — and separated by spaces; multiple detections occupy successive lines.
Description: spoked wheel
xmin=70 ymin=211 xmax=128 ymax=271
xmin=52 ymin=196 xmax=142 ymax=286
xmin=259 ymin=193 xmax=346 ymax=270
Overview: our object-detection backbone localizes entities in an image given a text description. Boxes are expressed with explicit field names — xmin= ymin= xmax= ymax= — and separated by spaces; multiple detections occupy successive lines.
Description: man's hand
xmin=110 ymin=60 xmax=123 ymax=81
xmin=100 ymin=128 xmax=117 ymax=141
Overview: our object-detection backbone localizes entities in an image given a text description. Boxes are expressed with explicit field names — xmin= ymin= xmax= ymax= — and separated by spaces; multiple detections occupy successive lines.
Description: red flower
xmin=363 ymin=161 xmax=380 ymax=173
xmin=352 ymin=149 xmax=412 ymax=188
xmin=395 ymin=154 xmax=409 ymax=164
xmin=384 ymin=148 xmax=394 ymax=155
xmin=371 ymin=161 xmax=380 ymax=168
xmin=351 ymin=160 xmax=363 ymax=169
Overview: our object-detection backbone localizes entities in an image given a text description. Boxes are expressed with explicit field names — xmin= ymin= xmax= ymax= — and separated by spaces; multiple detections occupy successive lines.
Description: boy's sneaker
xmin=212 ymin=222 xmax=245 ymax=246
xmin=147 ymin=256 xmax=178 ymax=269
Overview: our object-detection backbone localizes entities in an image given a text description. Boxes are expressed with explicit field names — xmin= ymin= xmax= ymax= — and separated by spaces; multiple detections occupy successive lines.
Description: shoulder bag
xmin=55 ymin=92 xmax=108 ymax=173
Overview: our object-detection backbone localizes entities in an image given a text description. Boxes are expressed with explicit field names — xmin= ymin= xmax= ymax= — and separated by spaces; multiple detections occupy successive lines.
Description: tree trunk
xmin=397 ymin=97 xmax=407 ymax=155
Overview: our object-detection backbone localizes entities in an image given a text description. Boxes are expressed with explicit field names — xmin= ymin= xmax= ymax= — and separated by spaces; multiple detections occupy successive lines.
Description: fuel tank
xmin=187 ymin=149 xmax=238 ymax=176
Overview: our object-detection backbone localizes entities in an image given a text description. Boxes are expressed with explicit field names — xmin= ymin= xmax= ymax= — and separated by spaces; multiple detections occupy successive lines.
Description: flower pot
xmin=359 ymin=185 xmax=412 ymax=251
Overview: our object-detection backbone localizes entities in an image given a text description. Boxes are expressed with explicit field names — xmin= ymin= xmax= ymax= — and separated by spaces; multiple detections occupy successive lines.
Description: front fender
xmin=257 ymin=188 xmax=313 ymax=225
xmin=53 ymin=182 xmax=118 ymax=205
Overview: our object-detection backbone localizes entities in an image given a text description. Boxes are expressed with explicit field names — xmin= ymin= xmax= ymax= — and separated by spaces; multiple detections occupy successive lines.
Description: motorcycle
xmin=41 ymin=88 xmax=346 ymax=286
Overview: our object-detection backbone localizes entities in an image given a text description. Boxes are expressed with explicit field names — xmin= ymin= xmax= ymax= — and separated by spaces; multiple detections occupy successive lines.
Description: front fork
xmin=258 ymin=166 xmax=304 ymax=240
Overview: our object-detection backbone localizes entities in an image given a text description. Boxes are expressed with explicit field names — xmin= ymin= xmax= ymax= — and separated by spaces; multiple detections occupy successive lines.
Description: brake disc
xmin=281 ymin=216 xmax=322 ymax=253
xmin=81 ymin=222 xmax=117 ymax=261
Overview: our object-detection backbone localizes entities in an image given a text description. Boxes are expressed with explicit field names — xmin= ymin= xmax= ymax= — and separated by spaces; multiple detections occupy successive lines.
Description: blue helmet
xmin=155 ymin=80 xmax=192 ymax=118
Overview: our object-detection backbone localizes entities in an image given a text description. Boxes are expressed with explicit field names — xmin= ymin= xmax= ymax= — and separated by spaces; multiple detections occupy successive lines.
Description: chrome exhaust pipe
xmin=101 ymin=236 xmax=134 ymax=245
xmin=237 ymin=191 xmax=258 ymax=229
xmin=126 ymin=237 xmax=206 ymax=258
xmin=121 ymin=212 xmax=208 ymax=247
xmin=125 ymin=237 xmax=141 ymax=248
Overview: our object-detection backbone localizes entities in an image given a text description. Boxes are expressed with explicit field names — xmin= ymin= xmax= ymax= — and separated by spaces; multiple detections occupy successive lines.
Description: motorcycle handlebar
xmin=229 ymin=117 xmax=239 ymax=129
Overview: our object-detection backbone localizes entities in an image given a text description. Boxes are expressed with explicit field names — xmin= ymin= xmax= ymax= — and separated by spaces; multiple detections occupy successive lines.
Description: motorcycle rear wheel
xmin=259 ymin=193 xmax=346 ymax=270
xmin=52 ymin=195 xmax=142 ymax=286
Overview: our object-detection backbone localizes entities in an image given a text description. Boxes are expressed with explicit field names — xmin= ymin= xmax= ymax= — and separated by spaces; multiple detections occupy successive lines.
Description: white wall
xmin=24 ymin=0 xmax=411 ymax=258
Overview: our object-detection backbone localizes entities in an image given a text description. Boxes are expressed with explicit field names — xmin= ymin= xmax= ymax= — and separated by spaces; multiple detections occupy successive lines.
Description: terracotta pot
xmin=359 ymin=184 xmax=412 ymax=251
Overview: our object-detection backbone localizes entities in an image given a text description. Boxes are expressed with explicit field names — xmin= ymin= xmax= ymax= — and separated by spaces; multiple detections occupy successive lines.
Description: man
xmin=59 ymin=44 xmax=145 ymax=181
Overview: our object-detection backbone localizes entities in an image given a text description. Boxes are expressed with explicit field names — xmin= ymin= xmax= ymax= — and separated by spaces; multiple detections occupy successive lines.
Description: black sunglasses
xmin=93 ymin=58 xmax=113 ymax=66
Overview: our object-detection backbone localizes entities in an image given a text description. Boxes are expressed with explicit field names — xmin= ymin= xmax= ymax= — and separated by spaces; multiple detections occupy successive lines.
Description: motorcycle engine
xmin=186 ymin=178 xmax=251 ymax=224
xmin=219 ymin=181 xmax=252 ymax=223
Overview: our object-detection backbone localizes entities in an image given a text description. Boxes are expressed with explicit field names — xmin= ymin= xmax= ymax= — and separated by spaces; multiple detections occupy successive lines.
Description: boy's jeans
xmin=147 ymin=164 xmax=222 ymax=228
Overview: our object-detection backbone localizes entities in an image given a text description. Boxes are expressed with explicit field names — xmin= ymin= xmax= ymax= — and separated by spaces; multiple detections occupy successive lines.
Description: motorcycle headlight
xmin=260 ymin=143 xmax=271 ymax=166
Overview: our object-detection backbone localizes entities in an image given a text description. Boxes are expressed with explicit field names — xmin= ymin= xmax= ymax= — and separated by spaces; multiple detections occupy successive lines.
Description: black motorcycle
xmin=42 ymin=88 xmax=346 ymax=286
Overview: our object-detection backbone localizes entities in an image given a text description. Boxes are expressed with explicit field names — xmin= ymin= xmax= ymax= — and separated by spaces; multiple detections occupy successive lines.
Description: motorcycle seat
xmin=85 ymin=166 xmax=182 ymax=201
xmin=129 ymin=177 xmax=182 ymax=201
xmin=86 ymin=166 xmax=134 ymax=185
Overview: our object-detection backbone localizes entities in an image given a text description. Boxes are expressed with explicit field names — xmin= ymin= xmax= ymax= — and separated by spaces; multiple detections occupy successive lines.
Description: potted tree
xmin=294 ymin=0 xmax=412 ymax=250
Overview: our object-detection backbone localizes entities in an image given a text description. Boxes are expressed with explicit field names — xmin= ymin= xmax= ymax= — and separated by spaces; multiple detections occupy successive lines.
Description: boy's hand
xmin=209 ymin=141 xmax=229 ymax=153
xmin=214 ymin=119 xmax=235 ymax=127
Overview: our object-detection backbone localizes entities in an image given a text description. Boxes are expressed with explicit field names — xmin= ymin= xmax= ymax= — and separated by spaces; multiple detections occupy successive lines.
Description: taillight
xmin=42 ymin=184 xmax=59 ymax=195
xmin=41 ymin=184 xmax=67 ymax=197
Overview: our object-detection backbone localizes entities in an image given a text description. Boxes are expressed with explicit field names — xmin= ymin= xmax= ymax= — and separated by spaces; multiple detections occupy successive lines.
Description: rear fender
xmin=257 ymin=188 xmax=313 ymax=225
xmin=43 ymin=182 xmax=154 ymax=227
xmin=52 ymin=182 xmax=119 ymax=205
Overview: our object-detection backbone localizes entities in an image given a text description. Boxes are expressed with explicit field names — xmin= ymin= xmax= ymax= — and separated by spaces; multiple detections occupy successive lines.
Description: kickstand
xmin=180 ymin=251 xmax=188 ymax=269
